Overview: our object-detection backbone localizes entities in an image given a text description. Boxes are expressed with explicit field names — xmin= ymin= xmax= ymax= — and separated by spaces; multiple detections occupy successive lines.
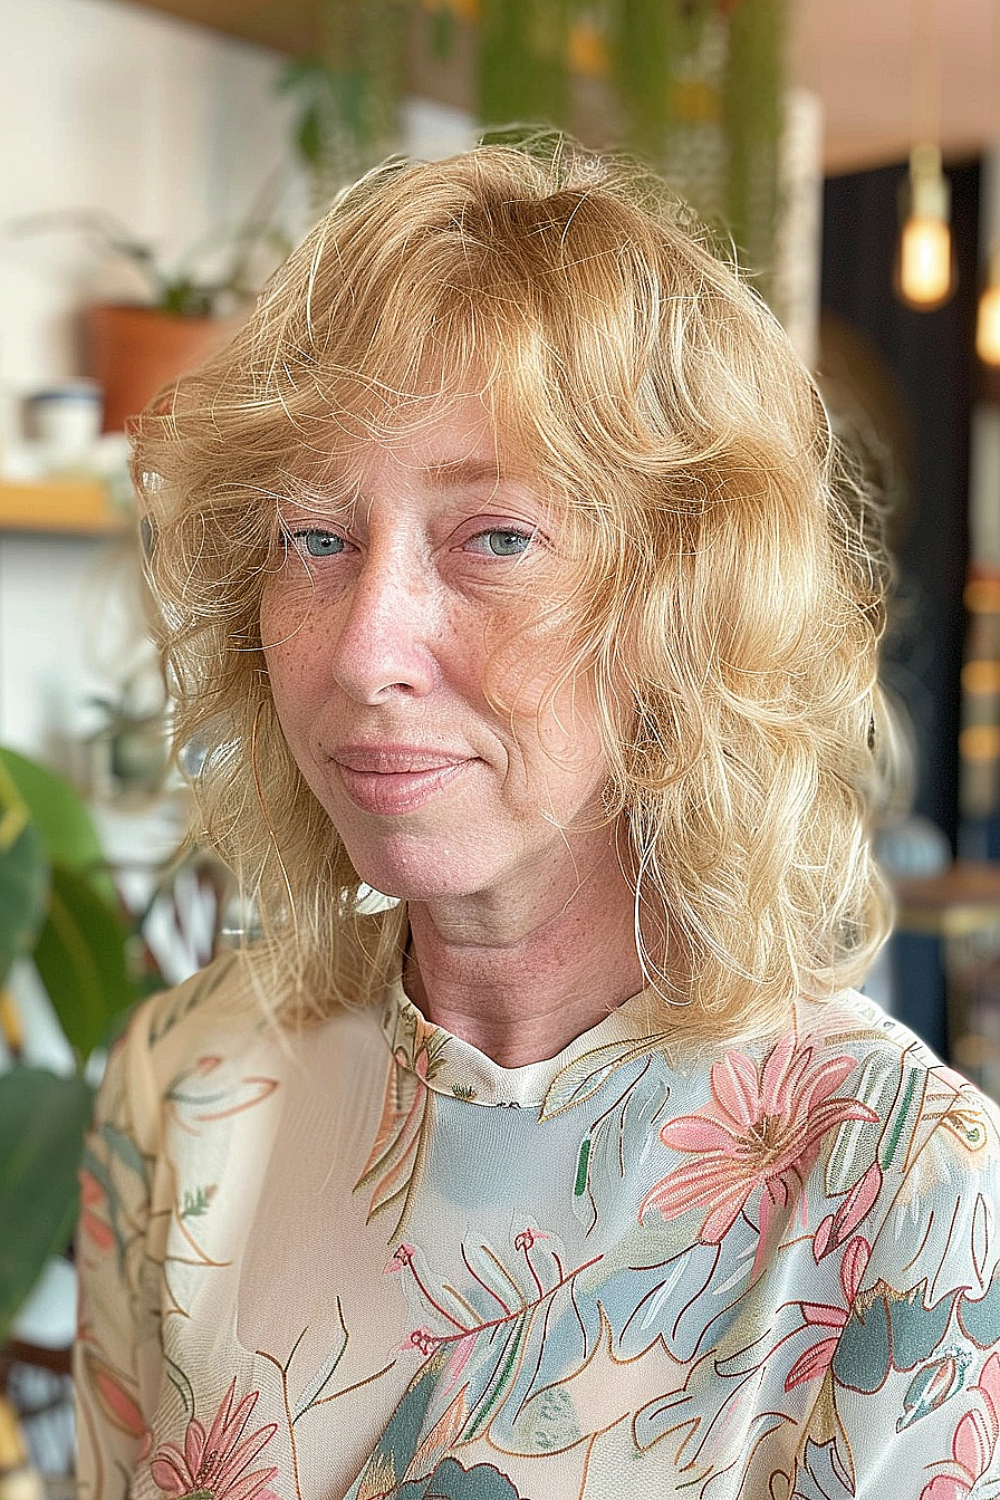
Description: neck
xmin=404 ymin=854 xmax=645 ymax=1067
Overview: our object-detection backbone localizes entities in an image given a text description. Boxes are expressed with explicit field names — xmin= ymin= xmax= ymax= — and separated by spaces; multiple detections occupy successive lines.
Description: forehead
xmin=315 ymin=390 xmax=532 ymax=495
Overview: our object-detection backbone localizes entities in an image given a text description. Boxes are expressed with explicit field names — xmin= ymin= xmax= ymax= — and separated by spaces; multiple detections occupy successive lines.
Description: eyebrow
xmin=423 ymin=457 xmax=509 ymax=487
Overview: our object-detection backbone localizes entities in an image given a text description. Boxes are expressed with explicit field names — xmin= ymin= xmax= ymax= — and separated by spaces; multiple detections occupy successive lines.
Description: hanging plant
xmin=607 ymin=0 xmax=715 ymax=158
xmin=279 ymin=0 xmax=411 ymax=212
xmin=605 ymin=0 xmax=788 ymax=290
xmin=476 ymin=0 xmax=574 ymax=132
xmin=302 ymin=1 xmax=787 ymax=292
xmin=723 ymin=0 xmax=786 ymax=284
xmin=417 ymin=0 xmax=787 ymax=294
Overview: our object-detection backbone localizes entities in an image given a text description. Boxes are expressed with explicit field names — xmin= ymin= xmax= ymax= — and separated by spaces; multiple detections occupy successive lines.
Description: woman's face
xmin=259 ymin=394 xmax=618 ymax=914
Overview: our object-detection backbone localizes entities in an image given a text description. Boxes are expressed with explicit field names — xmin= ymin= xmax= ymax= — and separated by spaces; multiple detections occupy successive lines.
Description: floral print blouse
xmin=75 ymin=955 xmax=1000 ymax=1500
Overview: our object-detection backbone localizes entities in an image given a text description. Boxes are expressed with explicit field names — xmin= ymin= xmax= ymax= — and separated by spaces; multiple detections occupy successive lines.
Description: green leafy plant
xmin=6 ymin=190 xmax=289 ymax=319
xmin=408 ymin=0 xmax=787 ymax=292
xmin=277 ymin=0 xmax=410 ymax=211
xmin=0 ymin=747 xmax=146 ymax=1346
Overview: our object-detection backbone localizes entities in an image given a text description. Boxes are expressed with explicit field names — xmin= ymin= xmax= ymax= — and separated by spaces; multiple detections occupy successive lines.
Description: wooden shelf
xmin=127 ymin=0 xmax=321 ymax=55
xmin=894 ymin=861 xmax=1000 ymax=938
xmin=125 ymin=2 xmax=477 ymax=113
xmin=0 ymin=479 xmax=128 ymax=536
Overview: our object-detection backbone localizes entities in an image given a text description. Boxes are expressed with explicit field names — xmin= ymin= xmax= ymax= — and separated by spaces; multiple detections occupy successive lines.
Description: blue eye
xmin=294 ymin=529 xmax=345 ymax=558
xmin=471 ymin=529 xmax=534 ymax=557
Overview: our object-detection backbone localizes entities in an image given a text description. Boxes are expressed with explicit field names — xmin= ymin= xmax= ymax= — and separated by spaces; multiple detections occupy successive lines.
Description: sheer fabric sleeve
xmin=74 ymin=1012 xmax=160 ymax=1500
xmin=801 ymin=1084 xmax=1000 ymax=1499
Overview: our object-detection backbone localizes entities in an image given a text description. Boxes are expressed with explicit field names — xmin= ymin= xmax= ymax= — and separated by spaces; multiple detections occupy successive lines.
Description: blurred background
xmin=0 ymin=1 xmax=999 ymax=1488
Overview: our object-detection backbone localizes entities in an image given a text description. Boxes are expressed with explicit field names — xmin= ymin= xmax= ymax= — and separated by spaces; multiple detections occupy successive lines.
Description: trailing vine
xmin=283 ymin=0 xmax=788 ymax=290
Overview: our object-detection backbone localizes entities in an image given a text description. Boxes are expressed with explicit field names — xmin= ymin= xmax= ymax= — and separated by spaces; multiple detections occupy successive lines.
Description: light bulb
xmin=896 ymin=143 xmax=954 ymax=310
xmin=977 ymin=250 xmax=1000 ymax=365
xmin=899 ymin=217 xmax=953 ymax=306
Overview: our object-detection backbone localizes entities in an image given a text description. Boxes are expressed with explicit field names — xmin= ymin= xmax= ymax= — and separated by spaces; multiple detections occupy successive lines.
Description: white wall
xmin=0 ymin=0 xmax=292 ymax=404
xmin=0 ymin=0 xmax=296 ymax=755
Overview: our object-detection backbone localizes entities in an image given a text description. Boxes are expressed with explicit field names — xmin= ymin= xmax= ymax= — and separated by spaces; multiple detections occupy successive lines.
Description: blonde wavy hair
xmin=134 ymin=138 xmax=893 ymax=1039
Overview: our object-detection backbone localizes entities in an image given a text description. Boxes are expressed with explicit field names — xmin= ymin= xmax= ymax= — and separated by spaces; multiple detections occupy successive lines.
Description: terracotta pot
xmin=85 ymin=304 xmax=229 ymax=432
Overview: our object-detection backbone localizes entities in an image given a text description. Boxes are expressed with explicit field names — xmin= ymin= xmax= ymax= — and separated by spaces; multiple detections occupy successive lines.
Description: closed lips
xmin=328 ymin=748 xmax=476 ymax=815
xmin=331 ymin=747 xmax=471 ymax=773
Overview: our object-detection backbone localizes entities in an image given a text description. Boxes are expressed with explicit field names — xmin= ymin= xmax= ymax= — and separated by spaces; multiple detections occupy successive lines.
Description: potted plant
xmin=6 ymin=193 xmax=288 ymax=431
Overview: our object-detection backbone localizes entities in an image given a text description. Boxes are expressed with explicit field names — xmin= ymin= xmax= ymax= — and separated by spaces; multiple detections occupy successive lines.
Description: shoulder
xmin=796 ymin=988 xmax=1000 ymax=1139
xmin=794 ymin=988 xmax=1000 ymax=1158
xmin=97 ymin=950 xmax=275 ymax=1152
xmin=793 ymin=991 xmax=1000 ymax=1260
xmin=125 ymin=949 xmax=262 ymax=1064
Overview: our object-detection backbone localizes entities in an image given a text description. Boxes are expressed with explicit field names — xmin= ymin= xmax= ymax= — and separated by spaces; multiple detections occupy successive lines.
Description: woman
xmin=76 ymin=142 xmax=1000 ymax=1500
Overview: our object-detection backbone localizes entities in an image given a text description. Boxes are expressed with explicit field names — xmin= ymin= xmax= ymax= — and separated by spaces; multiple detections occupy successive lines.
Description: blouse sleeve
xmin=810 ymin=1082 xmax=1000 ymax=1499
xmin=74 ymin=1012 xmax=159 ymax=1500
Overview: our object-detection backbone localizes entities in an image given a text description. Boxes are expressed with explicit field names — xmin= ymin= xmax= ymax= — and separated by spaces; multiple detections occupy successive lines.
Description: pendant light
xmin=976 ymin=2 xmax=1000 ymax=364
xmin=977 ymin=250 xmax=1000 ymax=365
xmin=896 ymin=0 xmax=954 ymax=310
xmin=898 ymin=143 xmax=954 ymax=308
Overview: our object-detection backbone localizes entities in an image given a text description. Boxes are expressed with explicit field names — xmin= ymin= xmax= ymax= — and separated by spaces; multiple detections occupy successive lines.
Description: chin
xmin=344 ymin=843 xmax=492 ymax=905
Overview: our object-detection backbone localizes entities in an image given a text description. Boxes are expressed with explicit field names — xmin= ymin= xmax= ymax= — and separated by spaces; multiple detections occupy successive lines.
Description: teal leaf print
xmin=99 ymin=1120 xmax=151 ymax=1187
xmin=791 ymin=1437 xmax=855 ymax=1500
xmin=832 ymin=1283 xmax=953 ymax=1392
xmin=539 ymin=1033 xmax=673 ymax=1119
xmin=394 ymin=1457 xmax=523 ymax=1498
xmin=896 ymin=1347 xmax=974 ymax=1430
xmin=957 ymin=1257 xmax=1000 ymax=1348
xmin=347 ymin=1354 xmax=446 ymax=1498
xmin=573 ymin=1136 xmax=591 ymax=1197
xmin=383 ymin=1228 xmax=603 ymax=1457
xmin=597 ymin=1241 xmax=720 ymax=1362
xmin=823 ymin=1051 xmax=904 ymax=1196
xmin=571 ymin=1057 xmax=670 ymax=1232
xmin=180 ymin=1185 xmax=216 ymax=1219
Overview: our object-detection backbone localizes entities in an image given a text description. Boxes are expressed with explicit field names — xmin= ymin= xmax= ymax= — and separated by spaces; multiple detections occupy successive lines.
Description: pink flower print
xmin=920 ymin=1352 xmax=1000 ymax=1499
xmin=784 ymin=1236 xmax=870 ymax=1390
xmin=406 ymin=1327 xmax=442 ymax=1356
xmin=78 ymin=1168 xmax=115 ymax=1252
xmin=81 ymin=1349 xmax=152 ymax=1459
xmin=813 ymin=1159 xmax=883 ymax=1261
xmin=150 ymin=1379 xmax=279 ymax=1500
xmin=387 ymin=1243 xmax=416 ymax=1271
xmin=640 ymin=1036 xmax=877 ymax=1276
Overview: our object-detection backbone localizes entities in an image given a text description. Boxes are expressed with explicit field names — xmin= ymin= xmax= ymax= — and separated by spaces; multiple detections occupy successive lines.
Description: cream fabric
xmin=75 ymin=956 xmax=1000 ymax=1499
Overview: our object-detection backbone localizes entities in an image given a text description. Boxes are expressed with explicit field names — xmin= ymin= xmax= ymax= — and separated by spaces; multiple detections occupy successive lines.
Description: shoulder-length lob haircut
xmin=134 ymin=139 xmax=893 ymax=1040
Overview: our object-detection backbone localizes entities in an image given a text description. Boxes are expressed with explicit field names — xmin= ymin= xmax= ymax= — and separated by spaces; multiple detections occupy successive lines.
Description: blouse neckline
xmin=379 ymin=978 xmax=673 ymax=1110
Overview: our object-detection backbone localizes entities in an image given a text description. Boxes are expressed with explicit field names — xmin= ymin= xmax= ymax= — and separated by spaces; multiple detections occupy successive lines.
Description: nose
xmin=327 ymin=544 xmax=440 ymax=704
